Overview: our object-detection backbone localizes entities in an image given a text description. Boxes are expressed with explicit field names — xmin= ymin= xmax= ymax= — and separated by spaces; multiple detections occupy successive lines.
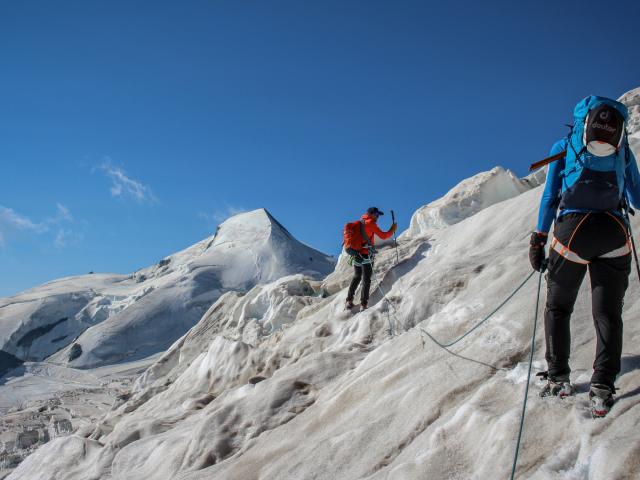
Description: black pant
xmin=545 ymin=212 xmax=631 ymax=389
xmin=346 ymin=256 xmax=373 ymax=306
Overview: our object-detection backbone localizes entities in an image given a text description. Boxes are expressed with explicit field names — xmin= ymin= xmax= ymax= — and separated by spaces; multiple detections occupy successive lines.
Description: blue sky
xmin=1 ymin=0 xmax=639 ymax=297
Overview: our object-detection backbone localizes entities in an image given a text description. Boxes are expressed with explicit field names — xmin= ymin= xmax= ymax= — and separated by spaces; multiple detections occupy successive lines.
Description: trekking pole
xmin=391 ymin=210 xmax=399 ymax=264
xmin=623 ymin=206 xmax=640 ymax=283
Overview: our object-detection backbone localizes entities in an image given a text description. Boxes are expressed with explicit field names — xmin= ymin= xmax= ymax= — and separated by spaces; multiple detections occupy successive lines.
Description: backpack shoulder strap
xmin=624 ymin=133 xmax=633 ymax=186
xmin=625 ymin=133 xmax=630 ymax=165
xmin=360 ymin=220 xmax=373 ymax=248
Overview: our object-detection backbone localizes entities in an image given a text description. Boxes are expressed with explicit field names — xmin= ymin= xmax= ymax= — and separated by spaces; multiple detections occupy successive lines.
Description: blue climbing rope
xmin=369 ymin=267 xmax=404 ymax=335
xmin=510 ymin=267 xmax=545 ymax=480
xmin=367 ymin=255 xmax=543 ymax=479
xmin=419 ymin=270 xmax=536 ymax=348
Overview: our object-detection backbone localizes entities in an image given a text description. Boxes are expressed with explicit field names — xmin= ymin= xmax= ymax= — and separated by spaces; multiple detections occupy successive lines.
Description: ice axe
xmin=391 ymin=210 xmax=399 ymax=264
xmin=529 ymin=150 xmax=566 ymax=172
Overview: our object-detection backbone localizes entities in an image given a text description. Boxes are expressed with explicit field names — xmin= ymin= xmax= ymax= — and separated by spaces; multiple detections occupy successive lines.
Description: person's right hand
xmin=390 ymin=223 xmax=398 ymax=234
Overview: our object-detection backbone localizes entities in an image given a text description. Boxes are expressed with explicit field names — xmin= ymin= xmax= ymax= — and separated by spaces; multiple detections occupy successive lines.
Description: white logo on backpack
xmin=591 ymin=121 xmax=616 ymax=133
xmin=599 ymin=110 xmax=611 ymax=121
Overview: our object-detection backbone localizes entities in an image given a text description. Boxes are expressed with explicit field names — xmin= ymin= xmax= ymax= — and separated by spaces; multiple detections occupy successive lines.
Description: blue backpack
xmin=560 ymin=95 xmax=630 ymax=212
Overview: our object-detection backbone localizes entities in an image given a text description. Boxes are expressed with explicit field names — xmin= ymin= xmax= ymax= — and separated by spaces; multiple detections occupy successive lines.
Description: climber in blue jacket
xmin=529 ymin=95 xmax=640 ymax=417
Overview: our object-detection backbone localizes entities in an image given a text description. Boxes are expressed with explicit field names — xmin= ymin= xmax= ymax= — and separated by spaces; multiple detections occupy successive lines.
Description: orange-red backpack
xmin=343 ymin=220 xmax=372 ymax=256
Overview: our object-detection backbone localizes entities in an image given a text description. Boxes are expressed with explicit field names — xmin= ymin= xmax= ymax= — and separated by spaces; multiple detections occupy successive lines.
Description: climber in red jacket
xmin=345 ymin=207 xmax=397 ymax=311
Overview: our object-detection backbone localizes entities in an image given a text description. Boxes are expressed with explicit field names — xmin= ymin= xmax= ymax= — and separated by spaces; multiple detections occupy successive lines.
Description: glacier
xmin=2 ymin=88 xmax=640 ymax=480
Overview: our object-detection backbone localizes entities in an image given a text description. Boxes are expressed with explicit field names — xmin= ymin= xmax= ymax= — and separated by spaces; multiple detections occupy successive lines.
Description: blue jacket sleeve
xmin=535 ymin=139 xmax=566 ymax=233
xmin=624 ymin=146 xmax=640 ymax=210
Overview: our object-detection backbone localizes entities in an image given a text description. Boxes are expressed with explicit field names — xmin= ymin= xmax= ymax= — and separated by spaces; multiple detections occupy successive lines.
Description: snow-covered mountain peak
xmin=0 ymin=209 xmax=334 ymax=370
xmin=212 ymin=208 xmax=291 ymax=247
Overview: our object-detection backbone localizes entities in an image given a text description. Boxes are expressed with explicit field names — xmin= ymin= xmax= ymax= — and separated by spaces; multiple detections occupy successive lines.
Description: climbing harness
xmin=550 ymin=211 xmax=632 ymax=265
xmin=550 ymin=236 xmax=631 ymax=264
xmin=349 ymin=254 xmax=375 ymax=267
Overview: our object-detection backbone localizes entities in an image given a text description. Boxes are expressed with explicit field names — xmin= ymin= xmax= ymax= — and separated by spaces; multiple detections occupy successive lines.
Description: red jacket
xmin=360 ymin=213 xmax=393 ymax=254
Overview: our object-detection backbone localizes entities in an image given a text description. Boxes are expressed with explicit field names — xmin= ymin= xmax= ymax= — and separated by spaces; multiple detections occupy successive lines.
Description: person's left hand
xmin=529 ymin=231 xmax=548 ymax=272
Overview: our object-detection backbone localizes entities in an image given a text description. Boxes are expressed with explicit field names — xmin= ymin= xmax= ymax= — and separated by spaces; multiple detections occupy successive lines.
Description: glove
xmin=389 ymin=223 xmax=398 ymax=234
xmin=529 ymin=231 xmax=548 ymax=272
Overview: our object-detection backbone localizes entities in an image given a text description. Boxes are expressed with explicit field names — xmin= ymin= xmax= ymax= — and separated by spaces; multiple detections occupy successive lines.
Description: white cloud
xmin=54 ymin=228 xmax=83 ymax=248
xmin=54 ymin=229 xmax=68 ymax=248
xmin=0 ymin=206 xmax=45 ymax=233
xmin=98 ymin=160 xmax=159 ymax=204
xmin=0 ymin=204 xmax=76 ymax=248
xmin=199 ymin=205 xmax=248 ymax=226
xmin=55 ymin=203 xmax=73 ymax=222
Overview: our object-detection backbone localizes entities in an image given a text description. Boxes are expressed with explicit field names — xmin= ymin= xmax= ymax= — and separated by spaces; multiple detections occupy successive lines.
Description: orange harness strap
xmin=551 ymin=212 xmax=632 ymax=264
xmin=550 ymin=236 xmax=631 ymax=265
xmin=550 ymin=237 xmax=590 ymax=264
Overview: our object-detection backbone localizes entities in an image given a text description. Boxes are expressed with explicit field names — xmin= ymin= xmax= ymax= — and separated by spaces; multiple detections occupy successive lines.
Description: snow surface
xmin=0 ymin=209 xmax=334 ymax=370
xmin=0 ymin=356 xmax=158 ymax=477
xmin=6 ymin=89 xmax=640 ymax=480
